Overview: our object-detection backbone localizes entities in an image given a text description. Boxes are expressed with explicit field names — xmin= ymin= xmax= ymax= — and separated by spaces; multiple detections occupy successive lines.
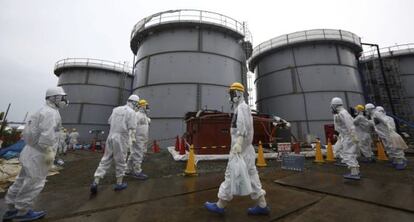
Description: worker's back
xmin=108 ymin=105 xmax=136 ymax=135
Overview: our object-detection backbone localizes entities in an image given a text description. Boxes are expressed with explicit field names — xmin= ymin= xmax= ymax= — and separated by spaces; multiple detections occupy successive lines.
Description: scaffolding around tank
xmin=359 ymin=43 xmax=414 ymax=143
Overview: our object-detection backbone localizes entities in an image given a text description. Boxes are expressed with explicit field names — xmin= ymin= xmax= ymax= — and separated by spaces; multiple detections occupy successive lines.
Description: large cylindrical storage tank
xmin=359 ymin=44 xmax=414 ymax=135
xmin=130 ymin=10 xmax=251 ymax=147
xmin=54 ymin=58 xmax=133 ymax=143
xmin=249 ymin=29 xmax=364 ymax=142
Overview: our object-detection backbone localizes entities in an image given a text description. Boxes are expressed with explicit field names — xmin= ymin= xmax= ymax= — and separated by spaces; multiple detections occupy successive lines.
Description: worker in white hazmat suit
xmin=353 ymin=105 xmax=375 ymax=162
xmin=90 ymin=95 xmax=138 ymax=194
xmin=372 ymin=106 xmax=407 ymax=170
xmin=364 ymin=103 xmax=376 ymax=119
xmin=205 ymin=82 xmax=270 ymax=215
xmin=333 ymin=134 xmax=346 ymax=166
xmin=57 ymin=128 xmax=68 ymax=155
xmin=54 ymin=127 xmax=67 ymax=167
xmin=330 ymin=97 xmax=360 ymax=180
xmin=126 ymin=99 xmax=150 ymax=180
xmin=3 ymin=87 xmax=68 ymax=221
xmin=68 ymin=128 xmax=79 ymax=150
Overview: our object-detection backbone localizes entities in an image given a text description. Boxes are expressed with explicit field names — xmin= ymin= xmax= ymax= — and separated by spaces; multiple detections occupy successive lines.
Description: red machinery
xmin=324 ymin=124 xmax=337 ymax=144
xmin=184 ymin=111 xmax=283 ymax=155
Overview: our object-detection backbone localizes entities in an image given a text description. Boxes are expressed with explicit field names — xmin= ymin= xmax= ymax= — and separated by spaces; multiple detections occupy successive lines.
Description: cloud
xmin=1 ymin=0 xmax=413 ymax=121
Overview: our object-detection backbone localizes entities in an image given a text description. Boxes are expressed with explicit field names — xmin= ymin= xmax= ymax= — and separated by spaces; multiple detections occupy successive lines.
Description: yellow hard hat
xmin=229 ymin=82 xmax=245 ymax=92
xmin=355 ymin=105 xmax=365 ymax=112
xmin=72 ymin=128 xmax=76 ymax=131
xmin=139 ymin=99 xmax=148 ymax=106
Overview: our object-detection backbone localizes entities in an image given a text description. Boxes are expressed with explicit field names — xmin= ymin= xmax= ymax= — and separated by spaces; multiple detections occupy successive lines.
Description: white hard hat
xmin=365 ymin=103 xmax=375 ymax=110
xmin=45 ymin=87 xmax=66 ymax=98
xmin=128 ymin=94 xmax=140 ymax=102
xmin=330 ymin=97 xmax=343 ymax=106
xmin=376 ymin=106 xmax=385 ymax=113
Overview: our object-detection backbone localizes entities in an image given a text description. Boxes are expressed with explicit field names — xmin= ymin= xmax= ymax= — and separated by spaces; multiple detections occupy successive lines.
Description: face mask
xmin=51 ymin=95 xmax=69 ymax=108
xmin=229 ymin=90 xmax=239 ymax=104
xmin=362 ymin=110 xmax=368 ymax=117
xmin=354 ymin=109 xmax=358 ymax=116
xmin=58 ymin=100 xmax=69 ymax=108
xmin=331 ymin=105 xmax=338 ymax=114
xmin=127 ymin=101 xmax=138 ymax=109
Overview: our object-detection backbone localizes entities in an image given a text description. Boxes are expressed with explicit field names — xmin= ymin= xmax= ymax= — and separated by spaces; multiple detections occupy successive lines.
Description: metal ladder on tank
xmin=389 ymin=60 xmax=414 ymax=144
xmin=379 ymin=60 xmax=414 ymax=145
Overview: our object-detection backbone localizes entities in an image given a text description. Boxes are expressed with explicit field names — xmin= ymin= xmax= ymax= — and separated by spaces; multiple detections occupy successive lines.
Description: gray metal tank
xmin=249 ymin=29 xmax=364 ymax=142
xmin=130 ymin=9 xmax=252 ymax=147
xmin=359 ymin=44 xmax=414 ymax=134
xmin=54 ymin=58 xmax=133 ymax=144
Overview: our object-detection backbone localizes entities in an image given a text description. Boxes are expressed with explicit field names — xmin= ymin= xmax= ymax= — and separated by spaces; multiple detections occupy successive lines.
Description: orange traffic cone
xmin=256 ymin=141 xmax=267 ymax=167
xmin=179 ymin=137 xmax=186 ymax=155
xmin=314 ymin=140 xmax=325 ymax=163
xmin=376 ymin=140 xmax=388 ymax=161
xmin=152 ymin=140 xmax=160 ymax=153
xmin=184 ymin=144 xmax=197 ymax=176
xmin=175 ymin=136 xmax=180 ymax=151
xmin=325 ymin=139 xmax=335 ymax=162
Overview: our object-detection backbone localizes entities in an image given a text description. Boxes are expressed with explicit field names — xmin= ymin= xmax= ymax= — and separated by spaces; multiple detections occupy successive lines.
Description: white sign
xmin=277 ymin=143 xmax=291 ymax=161
xmin=277 ymin=143 xmax=291 ymax=153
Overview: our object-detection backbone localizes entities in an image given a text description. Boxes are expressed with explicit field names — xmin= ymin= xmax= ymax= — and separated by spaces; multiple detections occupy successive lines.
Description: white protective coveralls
xmin=333 ymin=107 xmax=359 ymax=168
xmin=353 ymin=112 xmax=374 ymax=158
xmin=57 ymin=129 xmax=68 ymax=154
xmin=217 ymin=99 xmax=266 ymax=202
xmin=386 ymin=115 xmax=408 ymax=151
xmin=68 ymin=131 xmax=79 ymax=149
xmin=5 ymin=101 xmax=61 ymax=210
xmin=371 ymin=108 xmax=406 ymax=162
xmin=333 ymin=135 xmax=344 ymax=160
xmin=93 ymin=104 xmax=137 ymax=179
xmin=126 ymin=109 xmax=150 ymax=174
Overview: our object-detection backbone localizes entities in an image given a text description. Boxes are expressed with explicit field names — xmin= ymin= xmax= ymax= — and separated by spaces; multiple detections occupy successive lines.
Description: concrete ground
xmin=1 ymin=149 xmax=414 ymax=222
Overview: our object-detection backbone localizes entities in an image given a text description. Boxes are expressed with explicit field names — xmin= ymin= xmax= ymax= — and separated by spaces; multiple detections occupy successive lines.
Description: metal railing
xmin=360 ymin=43 xmax=414 ymax=60
xmin=130 ymin=9 xmax=252 ymax=42
xmin=388 ymin=114 xmax=414 ymax=129
xmin=54 ymin=58 xmax=133 ymax=74
xmin=250 ymin=29 xmax=361 ymax=60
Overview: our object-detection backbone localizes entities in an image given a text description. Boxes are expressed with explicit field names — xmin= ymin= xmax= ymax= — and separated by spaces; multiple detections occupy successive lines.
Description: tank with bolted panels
xmin=359 ymin=44 xmax=414 ymax=139
xmin=130 ymin=9 xmax=253 ymax=148
xmin=54 ymin=58 xmax=133 ymax=144
xmin=249 ymin=29 xmax=364 ymax=143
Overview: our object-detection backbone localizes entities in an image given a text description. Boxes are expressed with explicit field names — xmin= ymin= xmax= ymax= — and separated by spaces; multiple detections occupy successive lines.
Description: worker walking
xmin=57 ymin=128 xmax=68 ymax=155
xmin=383 ymin=109 xmax=408 ymax=169
xmin=3 ymin=87 xmax=68 ymax=221
xmin=68 ymin=128 xmax=79 ymax=150
xmin=126 ymin=99 xmax=150 ymax=180
xmin=205 ymin=82 xmax=270 ymax=215
xmin=333 ymin=134 xmax=346 ymax=166
xmin=90 ymin=95 xmax=138 ymax=194
xmin=330 ymin=97 xmax=360 ymax=180
xmin=353 ymin=105 xmax=375 ymax=162
xmin=367 ymin=105 xmax=407 ymax=170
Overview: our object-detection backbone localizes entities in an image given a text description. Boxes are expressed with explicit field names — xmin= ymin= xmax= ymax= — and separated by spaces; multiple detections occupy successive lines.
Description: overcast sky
xmin=1 ymin=0 xmax=413 ymax=121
